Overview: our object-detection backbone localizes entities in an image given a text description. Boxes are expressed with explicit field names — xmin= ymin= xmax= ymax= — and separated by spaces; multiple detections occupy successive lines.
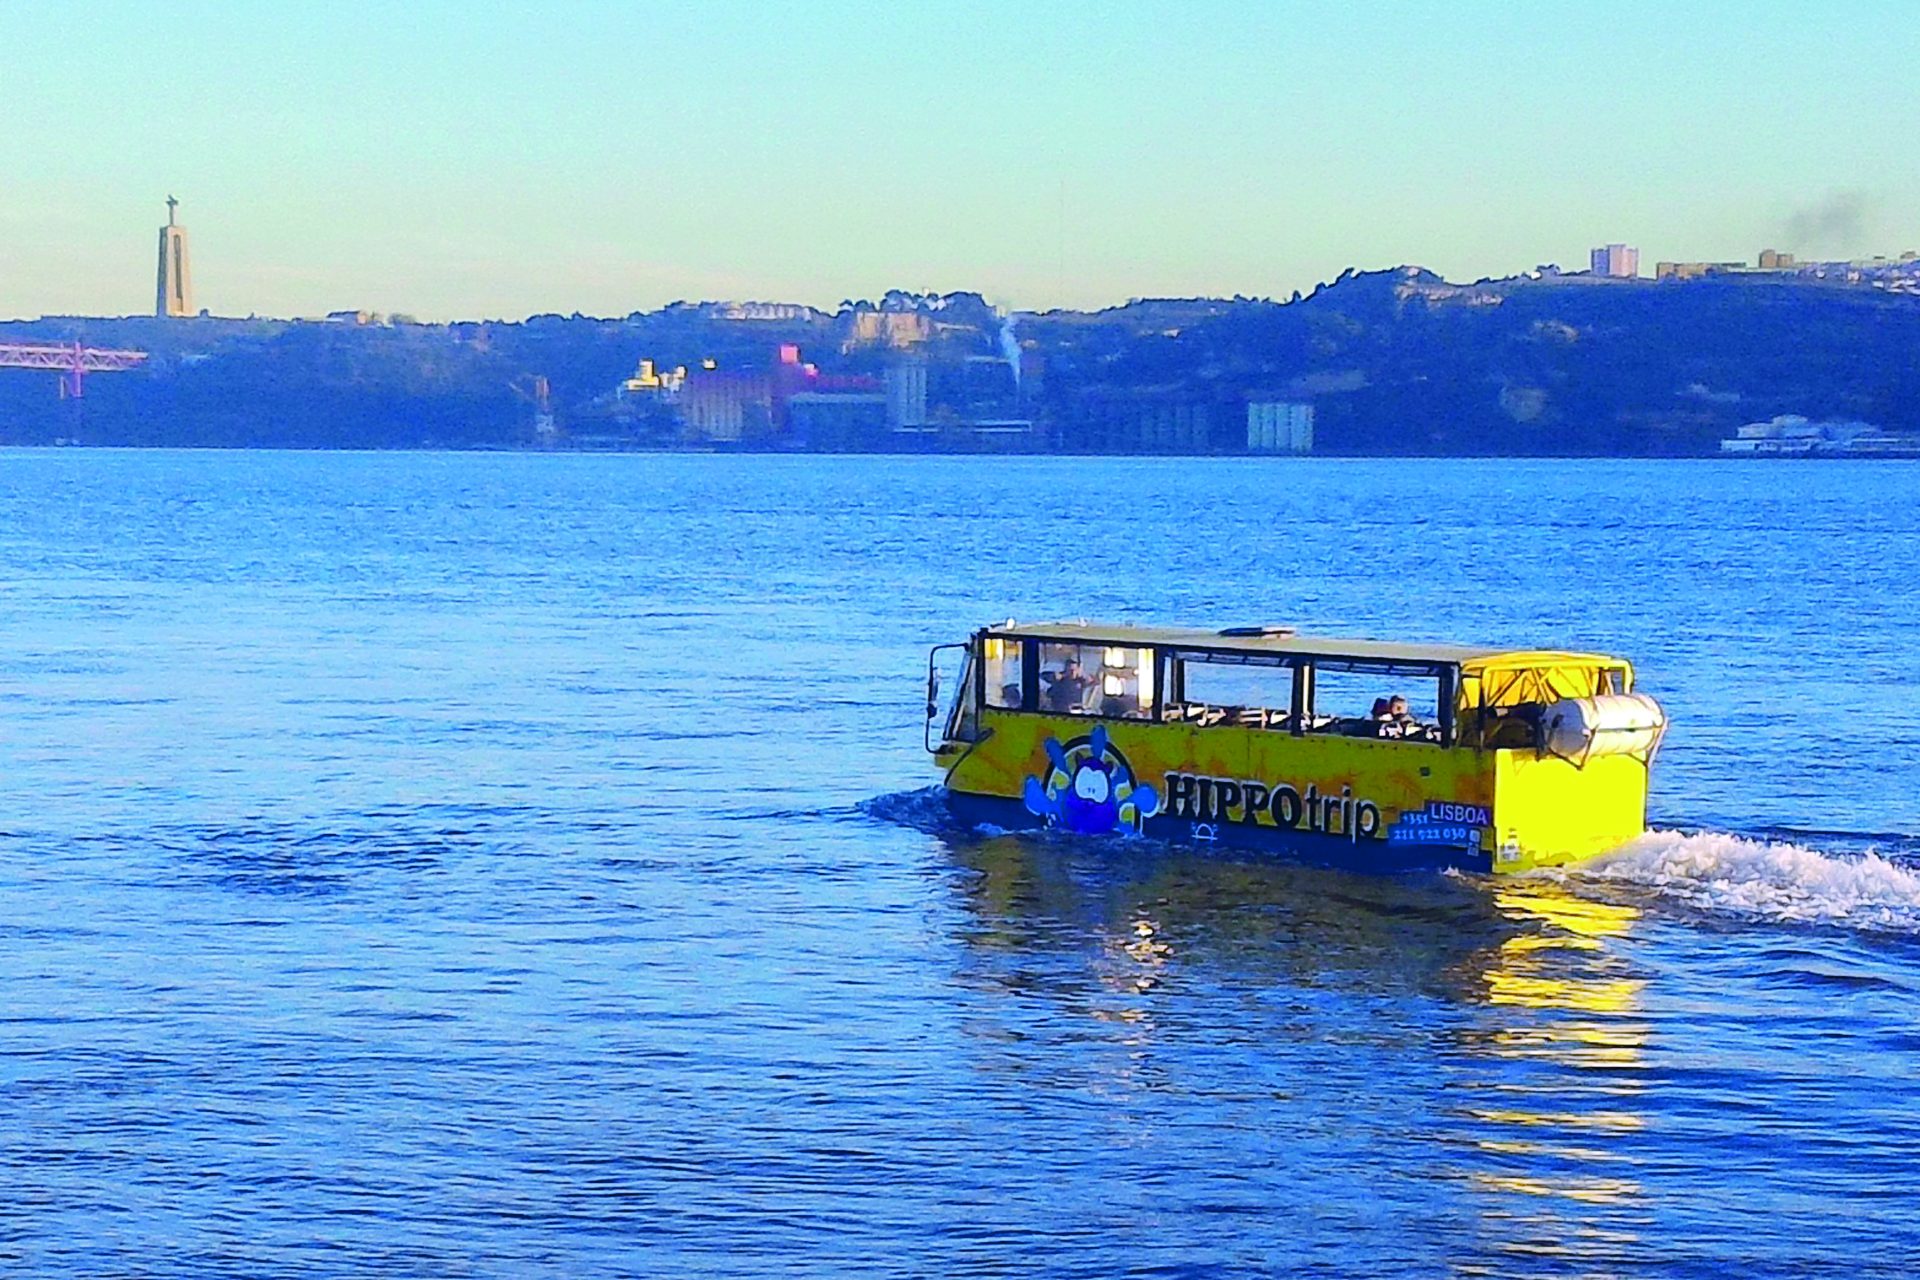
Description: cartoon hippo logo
xmin=1021 ymin=725 xmax=1160 ymax=835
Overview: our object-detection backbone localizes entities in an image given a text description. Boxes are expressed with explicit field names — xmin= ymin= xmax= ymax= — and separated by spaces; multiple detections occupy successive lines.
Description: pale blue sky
xmin=3 ymin=0 xmax=1914 ymax=320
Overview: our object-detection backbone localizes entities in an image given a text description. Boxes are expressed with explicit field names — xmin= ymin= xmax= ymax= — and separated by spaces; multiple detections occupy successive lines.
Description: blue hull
xmin=945 ymin=790 xmax=1495 ymax=875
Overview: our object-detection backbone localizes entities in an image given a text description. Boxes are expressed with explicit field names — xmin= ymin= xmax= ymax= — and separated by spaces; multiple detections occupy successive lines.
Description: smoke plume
xmin=1783 ymin=190 xmax=1874 ymax=254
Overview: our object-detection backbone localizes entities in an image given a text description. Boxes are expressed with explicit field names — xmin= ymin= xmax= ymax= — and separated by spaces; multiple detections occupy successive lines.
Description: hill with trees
xmin=4 ymin=269 xmax=1916 ymax=454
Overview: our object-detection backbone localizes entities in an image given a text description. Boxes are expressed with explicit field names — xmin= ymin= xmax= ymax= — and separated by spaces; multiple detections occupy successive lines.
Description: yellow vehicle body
xmin=928 ymin=623 xmax=1663 ymax=874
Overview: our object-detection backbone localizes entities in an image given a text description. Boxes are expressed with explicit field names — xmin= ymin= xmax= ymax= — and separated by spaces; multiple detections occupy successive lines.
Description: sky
xmin=3 ymin=0 xmax=1916 ymax=321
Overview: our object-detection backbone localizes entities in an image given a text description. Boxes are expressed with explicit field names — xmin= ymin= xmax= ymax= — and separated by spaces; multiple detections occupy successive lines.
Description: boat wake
xmin=1565 ymin=828 xmax=1920 ymax=933
xmin=858 ymin=786 xmax=969 ymax=836
xmin=868 ymin=788 xmax=1920 ymax=934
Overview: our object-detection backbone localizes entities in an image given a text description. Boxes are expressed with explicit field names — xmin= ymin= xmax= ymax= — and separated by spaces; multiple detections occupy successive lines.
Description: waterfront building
xmin=889 ymin=416 xmax=1038 ymax=451
xmin=787 ymin=392 xmax=890 ymax=450
xmin=1246 ymin=401 xmax=1315 ymax=453
xmin=677 ymin=369 xmax=772 ymax=443
xmin=1757 ymin=249 xmax=1797 ymax=270
xmin=955 ymin=356 xmax=1019 ymax=421
xmin=676 ymin=344 xmax=877 ymax=443
xmin=1074 ymin=388 xmax=1221 ymax=453
xmin=1589 ymin=244 xmax=1640 ymax=278
xmin=885 ymin=360 xmax=928 ymax=429
xmin=155 ymin=196 xmax=194 ymax=317
xmin=1721 ymin=415 xmax=1920 ymax=456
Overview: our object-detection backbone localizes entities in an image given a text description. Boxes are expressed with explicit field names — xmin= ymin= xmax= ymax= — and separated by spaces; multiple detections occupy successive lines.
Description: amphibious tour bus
xmin=925 ymin=621 xmax=1667 ymax=874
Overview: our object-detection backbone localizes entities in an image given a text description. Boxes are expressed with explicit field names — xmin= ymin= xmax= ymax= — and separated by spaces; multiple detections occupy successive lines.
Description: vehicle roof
xmin=982 ymin=620 xmax=1624 ymax=671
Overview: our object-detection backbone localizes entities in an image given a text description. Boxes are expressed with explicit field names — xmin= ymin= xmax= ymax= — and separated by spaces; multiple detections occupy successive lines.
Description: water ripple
xmin=0 ymin=452 xmax=1916 ymax=1277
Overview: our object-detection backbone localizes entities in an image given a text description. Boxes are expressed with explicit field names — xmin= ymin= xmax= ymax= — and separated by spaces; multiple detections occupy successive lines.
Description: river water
xmin=2 ymin=450 xmax=1917 ymax=1277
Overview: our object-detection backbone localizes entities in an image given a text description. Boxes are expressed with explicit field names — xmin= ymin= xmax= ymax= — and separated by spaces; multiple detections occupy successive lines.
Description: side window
xmin=1171 ymin=658 xmax=1295 ymax=728
xmin=1094 ymin=645 xmax=1154 ymax=720
xmin=1038 ymin=642 xmax=1153 ymax=718
xmin=983 ymin=637 xmax=1024 ymax=709
xmin=1306 ymin=665 xmax=1442 ymax=742
xmin=937 ymin=647 xmax=976 ymax=742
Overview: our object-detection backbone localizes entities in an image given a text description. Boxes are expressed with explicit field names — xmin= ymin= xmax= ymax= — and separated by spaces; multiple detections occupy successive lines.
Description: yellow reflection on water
xmin=1485 ymin=972 xmax=1643 ymax=1015
xmin=1471 ymin=1173 xmax=1644 ymax=1205
xmin=1479 ymin=884 xmax=1645 ymax=1020
xmin=1493 ymin=890 xmax=1638 ymax=940
xmin=1467 ymin=1107 xmax=1644 ymax=1132
xmin=1090 ymin=915 xmax=1171 ymax=1029
xmin=1454 ymin=881 xmax=1653 ymax=1256
xmin=1472 ymin=1139 xmax=1625 ymax=1163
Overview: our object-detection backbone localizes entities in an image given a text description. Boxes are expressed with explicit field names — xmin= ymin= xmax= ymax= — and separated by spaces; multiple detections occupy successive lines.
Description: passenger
xmin=999 ymin=682 xmax=1022 ymax=707
xmin=1379 ymin=694 xmax=1421 ymax=738
xmin=1042 ymin=659 xmax=1093 ymax=712
xmin=1354 ymin=696 xmax=1396 ymax=737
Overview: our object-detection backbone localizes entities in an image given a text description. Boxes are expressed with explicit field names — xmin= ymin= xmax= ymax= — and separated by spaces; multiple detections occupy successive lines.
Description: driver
xmin=1042 ymin=658 xmax=1093 ymax=712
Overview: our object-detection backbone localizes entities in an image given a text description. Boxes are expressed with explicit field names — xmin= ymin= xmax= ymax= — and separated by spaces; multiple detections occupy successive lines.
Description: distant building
xmin=1589 ymin=244 xmax=1640 ymax=278
xmin=885 ymin=360 xmax=928 ymax=429
xmin=788 ymin=393 xmax=889 ymax=450
xmin=622 ymin=358 xmax=686 ymax=396
xmin=1656 ymin=260 xmax=1746 ymax=281
xmin=155 ymin=196 xmax=194 ymax=317
xmin=1721 ymin=415 xmax=1920 ymax=456
xmin=678 ymin=369 xmax=772 ymax=443
xmin=675 ymin=343 xmax=888 ymax=443
xmin=945 ymin=420 xmax=1038 ymax=450
xmin=705 ymin=301 xmax=825 ymax=323
xmin=953 ymin=356 xmax=1019 ymax=421
xmin=1076 ymin=389 xmax=1221 ymax=453
xmin=1660 ymin=252 xmax=1917 ymax=282
xmin=1246 ymin=401 xmax=1314 ymax=453
xmin=848 ymin=310 xmax=931 ymax=349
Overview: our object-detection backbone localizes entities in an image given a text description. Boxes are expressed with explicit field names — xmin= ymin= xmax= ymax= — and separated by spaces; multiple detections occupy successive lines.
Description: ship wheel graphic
xmin=1021 ymin=724 xmax=1160 ymax=835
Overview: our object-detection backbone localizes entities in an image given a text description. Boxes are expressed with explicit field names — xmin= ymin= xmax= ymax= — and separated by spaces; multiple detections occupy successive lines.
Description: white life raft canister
xmin=1539 ymin=693 xmax=1667 ymax=759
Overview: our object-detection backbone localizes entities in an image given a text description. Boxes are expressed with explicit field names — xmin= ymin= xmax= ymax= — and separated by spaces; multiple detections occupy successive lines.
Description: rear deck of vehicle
xmin=929 ymin=622 xmax=1659 ymax=873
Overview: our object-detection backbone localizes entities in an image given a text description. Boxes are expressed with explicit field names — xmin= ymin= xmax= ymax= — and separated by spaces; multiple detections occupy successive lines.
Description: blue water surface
xmin=2 ymin=450 xmax=1917 ymax=1278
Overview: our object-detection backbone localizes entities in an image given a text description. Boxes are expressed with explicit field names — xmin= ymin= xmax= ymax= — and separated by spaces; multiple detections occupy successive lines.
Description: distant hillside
xmin=1024 ymin=268 xmax=1920 ymax=455
xmin=4 ymin=270 xmax=1917 ymax=454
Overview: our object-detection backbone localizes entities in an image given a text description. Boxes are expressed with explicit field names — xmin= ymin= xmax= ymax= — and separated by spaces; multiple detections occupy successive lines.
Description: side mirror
xmin=925 ymin=670 xmax=941 ymax=721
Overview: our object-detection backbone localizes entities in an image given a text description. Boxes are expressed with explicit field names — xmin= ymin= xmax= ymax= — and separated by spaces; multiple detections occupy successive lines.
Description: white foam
xmin=1571 ymin=829 xmax=1920 ymax=931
